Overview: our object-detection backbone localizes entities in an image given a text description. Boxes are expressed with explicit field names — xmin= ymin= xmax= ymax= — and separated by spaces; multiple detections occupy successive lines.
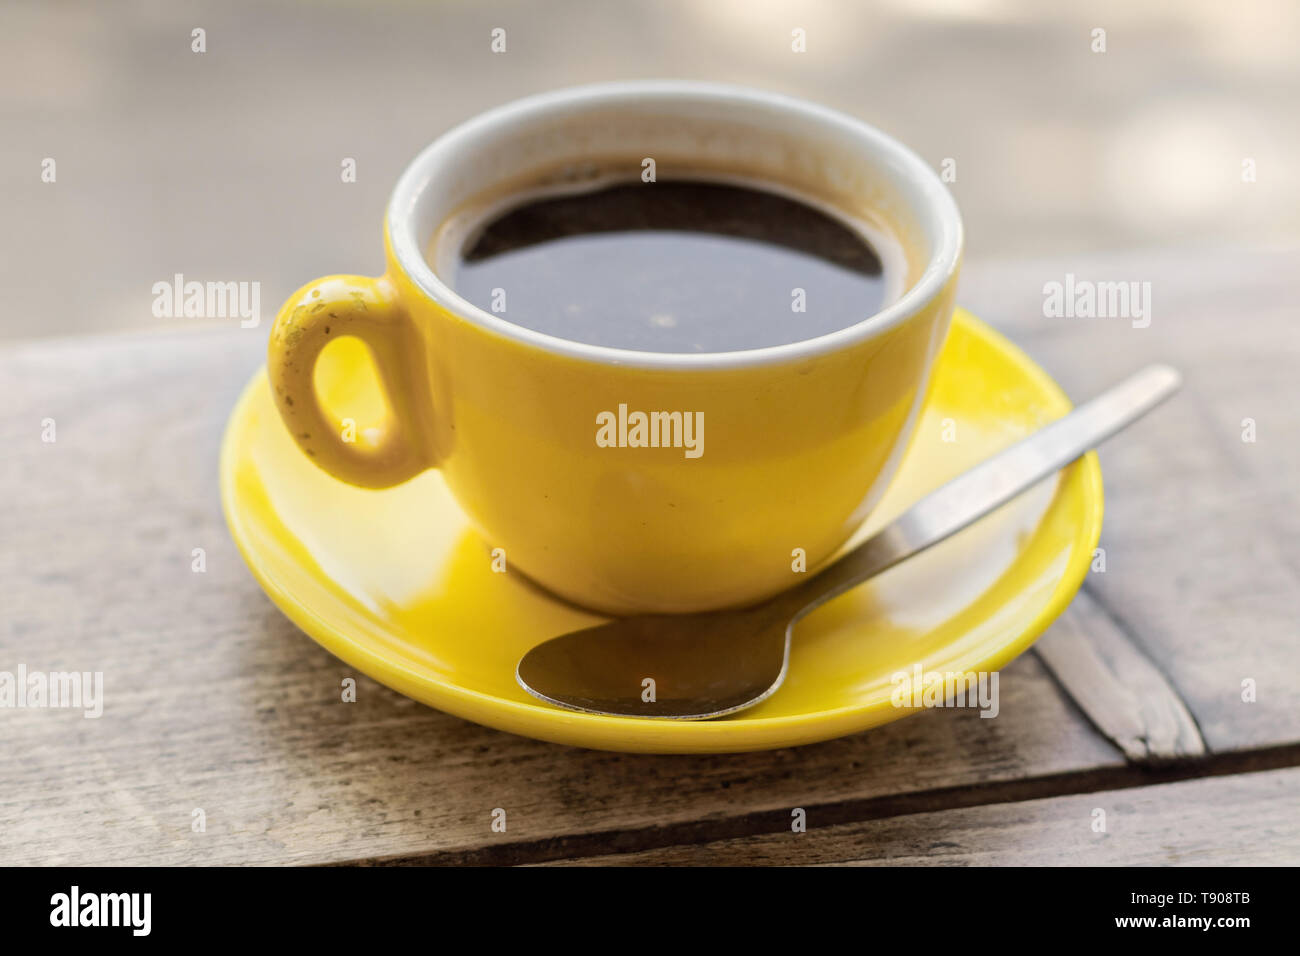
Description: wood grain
xmin=965 ymin=245 xmax=1300 ymax=754
xmin=2 ymin=246 xmax=1297 ymax=865
xmin=544 ymin=766 xmax=1300 ymax=866
xmin=0 ymin=330 xmax=1120 ymax=866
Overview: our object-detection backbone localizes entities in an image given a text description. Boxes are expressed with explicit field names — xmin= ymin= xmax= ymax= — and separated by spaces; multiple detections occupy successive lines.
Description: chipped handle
xmin=267 ymin=275 xmax=433 ymax=488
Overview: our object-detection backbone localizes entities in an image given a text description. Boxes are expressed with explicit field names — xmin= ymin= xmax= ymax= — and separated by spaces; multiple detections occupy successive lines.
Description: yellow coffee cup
xmin=267 ymin=81 xmax=962 ymax=614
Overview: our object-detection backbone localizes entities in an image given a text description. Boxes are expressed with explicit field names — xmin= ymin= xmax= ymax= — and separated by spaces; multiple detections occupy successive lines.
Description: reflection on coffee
xmin=440 ymin=179 xmax=905 ymax=353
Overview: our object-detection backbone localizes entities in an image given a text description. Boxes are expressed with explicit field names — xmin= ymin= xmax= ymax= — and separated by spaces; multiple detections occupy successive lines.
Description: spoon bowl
xmin=517 ymin=608 xmax=793 ymax=719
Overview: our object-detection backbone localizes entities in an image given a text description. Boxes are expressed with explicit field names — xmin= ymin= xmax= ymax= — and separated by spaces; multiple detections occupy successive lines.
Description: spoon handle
xmin=779 ymin=363 xmax=1182 ymax=620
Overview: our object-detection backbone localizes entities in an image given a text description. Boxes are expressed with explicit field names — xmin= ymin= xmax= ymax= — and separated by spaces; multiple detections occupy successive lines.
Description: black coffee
xmin=445 ymin=180 xmax=898 ymax=353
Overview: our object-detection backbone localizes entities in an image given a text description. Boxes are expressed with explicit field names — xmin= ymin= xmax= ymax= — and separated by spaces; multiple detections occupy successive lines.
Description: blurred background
xmin=1 ymin=0 xmax=1295 ymax=341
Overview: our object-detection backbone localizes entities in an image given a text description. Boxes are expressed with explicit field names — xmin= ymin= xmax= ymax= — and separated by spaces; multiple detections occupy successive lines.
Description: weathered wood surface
xmin=1 ymin=246 xmax=1297 ymax=865
xmin=1036 ymin=589 xmax=1206 ymax=762
xmin=965 ymin=245 xmax=1300 ymax=753
xmin=546 ymin=766 xmax=1300 ymax=866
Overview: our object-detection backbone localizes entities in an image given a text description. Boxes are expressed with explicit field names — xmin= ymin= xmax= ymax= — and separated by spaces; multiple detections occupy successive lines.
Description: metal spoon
xmin=517 ymin=364 xmax=1181 ymax=720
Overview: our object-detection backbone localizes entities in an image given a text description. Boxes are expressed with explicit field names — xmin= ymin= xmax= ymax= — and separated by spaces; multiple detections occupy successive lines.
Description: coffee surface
xmin=446 ymin=180 xmax=897 ymax=353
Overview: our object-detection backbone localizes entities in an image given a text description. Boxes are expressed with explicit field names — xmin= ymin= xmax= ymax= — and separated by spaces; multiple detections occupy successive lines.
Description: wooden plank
xmin=3 ymin=244 xmax=1298 ymax=864
xmin=1035 ymin=588 xmax=1205 ymax=762
xmin=544 ymin=765 xmax=1300 ymax=866
xmin=963 ymin=246 xmax=1300 ymax=753
xmin=0 ymin=330 xmax=1123 ymax=865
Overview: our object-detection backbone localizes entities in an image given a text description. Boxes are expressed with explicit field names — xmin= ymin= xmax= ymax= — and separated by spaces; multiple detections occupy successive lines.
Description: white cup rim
xmin=387 ymin=80 xmax=963 ymax=370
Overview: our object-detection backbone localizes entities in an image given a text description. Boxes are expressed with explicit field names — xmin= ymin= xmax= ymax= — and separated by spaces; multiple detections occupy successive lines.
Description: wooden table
xmin=3 ymin=246 xmax=1298 ymax=866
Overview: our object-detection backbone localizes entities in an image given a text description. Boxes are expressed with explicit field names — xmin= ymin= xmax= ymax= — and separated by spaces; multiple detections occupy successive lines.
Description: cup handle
xmin=267 ymin=274 xmax=434 ymax=488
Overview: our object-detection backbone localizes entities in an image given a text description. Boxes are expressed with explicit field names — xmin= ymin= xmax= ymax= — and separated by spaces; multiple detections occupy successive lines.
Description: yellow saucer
xmin=220 ymin=309 xmax=1102 ymax=753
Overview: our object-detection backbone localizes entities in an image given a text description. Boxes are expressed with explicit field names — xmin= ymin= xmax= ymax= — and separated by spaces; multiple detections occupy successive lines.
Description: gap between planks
xmin=324 ymin=742 xmax=1300 ymax=867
